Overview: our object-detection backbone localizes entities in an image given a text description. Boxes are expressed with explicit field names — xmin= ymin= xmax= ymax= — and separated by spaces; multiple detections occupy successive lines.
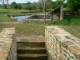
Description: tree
xmin=11 ymin=2 xmax=22 ymax=9
xmin=32 ymin=2 xmax=36 ymax=10
xmin=38 ymin=0 xmax=44 ymax=11
xmin=38 ymin=0 xmax=53 ymax=11
xmin=0 ymin=0 xmax=9 ymax=14
xmin=25 ymin=2 xmax=33 ymax=10
xmin=51 ymin=1 xmax=59 ymax=9
xmin=44 ymin=0 xmax=46 ymax=24
xmin=67 ymin=0 xmax=80 ymax=16
xmin=38 ymin=0 xmax=46 ymax=24
xmin=17 ymin=4 xmax=21 ymax=9
xmin=45 ymin=0 xmax=53 ymax=10
xmin=56 ymin=0 xmax=65 ymax=5
xmin=11 ymin=2 xmax=17 ymax=9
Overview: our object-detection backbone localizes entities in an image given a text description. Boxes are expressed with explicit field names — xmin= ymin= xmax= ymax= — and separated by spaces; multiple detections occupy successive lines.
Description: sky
xmin=9 ymin=0 xmax=56 ymax=4
xmin=0 ymin=0 xmax=56 ymax=4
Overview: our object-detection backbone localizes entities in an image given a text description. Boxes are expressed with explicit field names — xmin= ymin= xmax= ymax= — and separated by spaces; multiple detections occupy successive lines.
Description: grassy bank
xmin=61 ymin=25 xmax=80 ymax=38
xmin=0 ymin=13 xmax=17 ymax=22
xmin=52 ymin=18 xmax=80 ymax=25
xmin=0 ymin=21 xmax=80 ymax=38
xmin=0 ymin=8 xmax=29 ymax=14
xmin=0 ymin=22 xmax=45 ymax=37
xmin=0 ymin=8 xmax=80 ymax=38
xmin=50 ymin=17 xmax=80 ymax=38
xmin=0 ymin=8 xmax=43 ymax=14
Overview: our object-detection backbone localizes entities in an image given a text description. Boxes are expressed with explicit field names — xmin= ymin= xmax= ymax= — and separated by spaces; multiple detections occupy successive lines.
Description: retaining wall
xmin=27 ymin=14 xmax=51 ymax=19
xmin=45 ymin=26 xmax=80 ymax=60
xmin=22 ymin=19 xmax=51 ymax=22
xmin=0 ymin=28 xmax=17 ymax=60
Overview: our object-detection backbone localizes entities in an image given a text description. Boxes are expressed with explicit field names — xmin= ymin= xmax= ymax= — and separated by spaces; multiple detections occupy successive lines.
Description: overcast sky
xmin=9 ymin=0 xmax=56 ymax=3
xmin=0 ymin=0 xmax=56 ymax=4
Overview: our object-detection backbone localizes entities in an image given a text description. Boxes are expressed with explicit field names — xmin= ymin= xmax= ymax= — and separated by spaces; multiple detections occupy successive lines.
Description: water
xmin=12 ymin=15 xmax=29 ymax=22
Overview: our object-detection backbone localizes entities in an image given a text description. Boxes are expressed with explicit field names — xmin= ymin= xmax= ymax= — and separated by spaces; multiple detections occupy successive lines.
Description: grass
xmin=0 ymin=13 xmax=17 ymax=22
xmin=0 ymin=22 xmax=45 ymax=37
xmin=0 ymin=8 xmax=44 ymax=14
xmin=0 ymin=8 xmax=29 ymax=14
xmin=61 ymin=26 xmax=80 ymax=38
xmin=51 ymin=19 xmax=80 ymax=25
xmin=49 ymin=16 xmax=80 ymax=38
xmin=0 ymin=8 xmax=80 ymax=38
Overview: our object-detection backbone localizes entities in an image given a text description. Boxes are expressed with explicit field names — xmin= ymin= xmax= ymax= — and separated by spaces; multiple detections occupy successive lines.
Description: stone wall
xmin=45 ymin=26 xmax=80 ymax=60
xmin=0 ymin=28 xmax=17 ymax=60
xmin=22 ymin=14 xmax=51 ymax=22
xmin=22 ymin=19 xmax=51 ymax=22
xmin=27 ymin=14 xmax=51 ymax=19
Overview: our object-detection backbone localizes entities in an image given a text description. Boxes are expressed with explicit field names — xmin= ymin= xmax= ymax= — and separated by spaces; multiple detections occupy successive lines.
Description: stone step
xmin=17 ymin=42 xmax=45 ymax=47
xmin=17 ymin=54 xmax=47 ymax=60
xmin=17 ymin=47 xmax=46 ymax=54
xmin=17 ymin=38 xmax=47 ymax=60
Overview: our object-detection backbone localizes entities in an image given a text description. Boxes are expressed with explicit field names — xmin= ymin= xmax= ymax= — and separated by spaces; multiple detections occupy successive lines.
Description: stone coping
xmin=0 ymin=28 xmax=15 ymax=59
xmin=45 ymin=26 xmax=80 ymax=60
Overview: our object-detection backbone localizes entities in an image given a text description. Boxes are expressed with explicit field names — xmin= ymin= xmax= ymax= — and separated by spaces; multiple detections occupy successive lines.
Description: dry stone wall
xmin=22 ymin=19 xmax=51 ymax=22
xmin=0 ymin=28 xmax=17 ymax=60
xmin=45 ymin=26 xmax=80 ymax=60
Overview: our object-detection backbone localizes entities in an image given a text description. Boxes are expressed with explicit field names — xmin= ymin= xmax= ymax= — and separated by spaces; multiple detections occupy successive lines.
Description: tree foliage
xmin=51 ymin=1 xmax=60 ymax=9
xmin=67 ymin=0 xmax=80 ymax=16
xmin=46 ymin=0 xmax=53 ymax=10
xmin=38 ymin=0 xmax=53 ymax=11
xmin=25 ymin=2 xmax=32 ymax=10
xmin=67 ymin=0 xmax=80 ymax=11
xmin=38 ymin=0 xmax=43 ymax=11
xmin=0 ymin=0 xmax=9 ymax=14
xmin=11 ymin=2 xmax=21 ymax=9
xmin=56 ymin=0 xmax=65 ymax=5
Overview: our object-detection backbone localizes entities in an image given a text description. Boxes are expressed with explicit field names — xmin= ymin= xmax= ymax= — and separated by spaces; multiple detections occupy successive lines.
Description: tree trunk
xmin=43 ymin=0 xmax=46 ymax=24
xmin=0 ymin=0 xmax=9 ymax=15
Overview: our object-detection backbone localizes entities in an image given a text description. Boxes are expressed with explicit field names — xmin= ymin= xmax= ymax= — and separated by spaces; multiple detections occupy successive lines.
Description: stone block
xmin=45 ymin=26 xmax=80 ymax=60
xmin=0 ymin=28 xmax=17 ymax=60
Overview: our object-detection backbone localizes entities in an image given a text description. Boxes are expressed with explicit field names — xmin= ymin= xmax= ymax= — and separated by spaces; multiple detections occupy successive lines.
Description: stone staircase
xmin=17 ymin=36 xmax=48 ymax=60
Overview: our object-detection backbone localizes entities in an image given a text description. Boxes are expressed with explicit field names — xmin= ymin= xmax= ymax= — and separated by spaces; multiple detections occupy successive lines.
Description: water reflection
xmin=12 ymin=15 xmax=29 ymax=22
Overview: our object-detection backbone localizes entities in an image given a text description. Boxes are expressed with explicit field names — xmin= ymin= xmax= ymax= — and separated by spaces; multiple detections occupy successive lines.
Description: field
xmin=0 ymin=8 xmax=29 ymax=14
xmin=0 ymin=8 xmax=80 ymax=38
xmin=0 ymin=8 xmax=43 ymax=14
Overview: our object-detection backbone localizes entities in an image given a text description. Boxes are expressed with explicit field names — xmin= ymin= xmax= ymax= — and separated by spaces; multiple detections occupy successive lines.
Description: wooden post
xmin=60 ymin=5 xmax=63 ymax=20
xmin=51 ymin=14 xmax=53 ymax=22
xmin=7 ymin=0 xmax=9 ymax=15
xmin=43 ymin=0 xmax=46 ymax=24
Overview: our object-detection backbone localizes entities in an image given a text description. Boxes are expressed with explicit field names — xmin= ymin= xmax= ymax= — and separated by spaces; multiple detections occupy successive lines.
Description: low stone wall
xmin=0 ymin=28 xmax=17 ymax=60
xmin=27 ymin=14 xmax=51 ymax=19
xmin=22 ymin=19 xmax=51 ymax=22
xmin=45 ymin=26 xmax=80 ymax=60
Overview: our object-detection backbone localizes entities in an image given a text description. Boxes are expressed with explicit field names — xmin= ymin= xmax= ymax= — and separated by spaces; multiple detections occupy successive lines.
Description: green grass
xmin=51 ymin=16 xmax=80 ymax=25
xmin=49 ymin=16 xmax=80 ymax=38
xmin=0 ymin=22 xmax=45 ymax=37
xmin=61 ymin=25 xmax=80 ymax=38
xmin=0 ymin=8 xmax=49 ymax=14
xmin=0 ymin=8 xmax=34 ymax=22
xmin=0 ymin=8 xmax=29 ymax=14
xmin=0 ymin=8 xmax=80 ymax=38
xmin=0 ymin=13 xmax=17 ymax=22
xmin=0 ymin=8 xmax=43 ymax=14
